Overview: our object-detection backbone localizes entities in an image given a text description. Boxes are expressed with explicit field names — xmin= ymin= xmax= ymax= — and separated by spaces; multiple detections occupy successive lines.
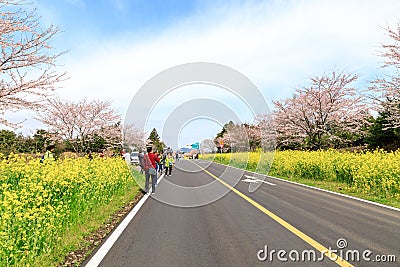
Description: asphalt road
xmin=84 ymin=159 xmax=400 ymax=267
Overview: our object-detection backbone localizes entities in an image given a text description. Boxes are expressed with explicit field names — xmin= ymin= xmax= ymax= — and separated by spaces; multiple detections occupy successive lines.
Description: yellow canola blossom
xmin=203 ymin=149 xmax=400 ymax=200
xmin=0 ymin=154 xmax=135 ymax=266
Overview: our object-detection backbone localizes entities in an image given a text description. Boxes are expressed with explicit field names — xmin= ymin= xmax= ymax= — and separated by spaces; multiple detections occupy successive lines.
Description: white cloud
xmin=61 ymin=0 xmax=400 ymax=102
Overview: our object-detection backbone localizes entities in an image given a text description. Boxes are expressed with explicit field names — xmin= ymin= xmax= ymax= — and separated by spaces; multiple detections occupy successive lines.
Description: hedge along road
xmin=83 ymin=159 xmax=399 ymax=267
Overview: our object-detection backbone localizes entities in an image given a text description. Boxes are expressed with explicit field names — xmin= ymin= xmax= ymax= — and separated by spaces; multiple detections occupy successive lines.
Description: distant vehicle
xmin=130 ymin=151 xmax=140 ymax=165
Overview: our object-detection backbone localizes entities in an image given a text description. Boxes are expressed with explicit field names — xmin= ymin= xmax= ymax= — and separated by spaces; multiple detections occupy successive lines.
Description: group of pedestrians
xmin=140 ymin=146 xmax=176 ymax=194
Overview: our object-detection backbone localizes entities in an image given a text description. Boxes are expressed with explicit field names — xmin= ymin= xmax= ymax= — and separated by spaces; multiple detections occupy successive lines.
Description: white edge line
xmin=84 ymin=173 xmax=165 ymax=267
xmin=206 ymin=160 xmax=400 ymax=213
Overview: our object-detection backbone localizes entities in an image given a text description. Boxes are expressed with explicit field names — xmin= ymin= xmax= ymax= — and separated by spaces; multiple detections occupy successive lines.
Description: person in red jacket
xmin=143 ymin=146 xmax=160 ymax=194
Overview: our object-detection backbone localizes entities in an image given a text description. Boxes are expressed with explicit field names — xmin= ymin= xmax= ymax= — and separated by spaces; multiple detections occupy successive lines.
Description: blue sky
xmin=5 ymin=0 xmax=400 ymax=148
xmin=36 ymin=0 xmax=201 ymax=41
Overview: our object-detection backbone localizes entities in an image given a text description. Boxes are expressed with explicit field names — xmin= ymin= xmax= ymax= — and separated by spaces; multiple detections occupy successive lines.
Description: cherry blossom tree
xmin=36 ymin=98 xmax=121 ymax=153
xmin=224 ymin=124 xmax=239 ymax=152
xmin=244 ymin=123 xmax=261 ymax=151
xmin=216 ymin=122 xmax=262 ymax=152
xmin=273 ymin=70 xmax=368 ymax=149
xmin=0 ymin=0 xmax=65 ymax=128
xmin=369 ymin=22 xmax=400 ymax=129
xmin=223 ymin=123 xmax=249 ymax=152
xmin=200 ymin=138 xmax=216 ymax=154
xmin=254 ymin=113 xmax=276 ymax=151
xmin=122 ymin=123 xmax=146 ymax=152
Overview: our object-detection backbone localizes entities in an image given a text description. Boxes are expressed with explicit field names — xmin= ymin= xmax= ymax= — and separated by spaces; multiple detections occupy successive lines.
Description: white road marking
xmin=84 ymin=173 xmax=165 ymax=267
xmin=244 ymin=175 xmax=276 ymax=186
xmin=241 ymin=178 xmax=259 ymax=183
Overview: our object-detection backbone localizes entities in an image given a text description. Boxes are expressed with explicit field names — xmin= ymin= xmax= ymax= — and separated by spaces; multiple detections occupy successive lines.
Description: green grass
xmin=129 ymin=165 xmax=145 ymax=190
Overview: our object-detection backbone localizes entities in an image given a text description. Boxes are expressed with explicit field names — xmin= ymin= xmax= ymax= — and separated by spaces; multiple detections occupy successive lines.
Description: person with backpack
xmin=165 ymin=152 xmax=175 ymax=176
xmin=143 ymin=146 xmax=160 ymax=194
xmin=40 ymin=145 xmax=55 ymax=163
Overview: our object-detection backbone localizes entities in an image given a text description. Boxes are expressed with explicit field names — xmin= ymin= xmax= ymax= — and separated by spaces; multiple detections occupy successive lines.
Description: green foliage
xmin=149 ymin=128 xmax=160 ymax=142
xmin=148 ymin=128 xmax=165 ymax=152
xmin=366 ymin=112 xmax=400 ymax=151
xmin=0 ymin=129 xmax=55 ymax=156
xmin=215 ymin=121 xmax=234 ymax=139
xmin=64 ymin=134 xmax=108 ymax=154
xmin=0 ymin=130 xmax=17 ymax=155
xmin=32 ymin=130 xmax=51 ymax=153
xmin=0 ymin=128 xmax=121 ymax=156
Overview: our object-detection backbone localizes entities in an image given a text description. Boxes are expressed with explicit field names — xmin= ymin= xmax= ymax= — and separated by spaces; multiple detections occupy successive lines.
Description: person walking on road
xmin=138 ymin=149 xmax=144 ymax=174
xmin=159 ymin=152 xmax=166 ymax=174
xmin=165 ymin=152 xmax=175 ymax=176
xmin=143 ymin=146 xmax=160 ymax=194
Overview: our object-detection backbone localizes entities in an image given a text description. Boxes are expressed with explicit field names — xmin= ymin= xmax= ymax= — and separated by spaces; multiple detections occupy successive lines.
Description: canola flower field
xmin=0 ymin=154 xmax=139 ymax=266
xmin=2 ymin=150 xmax=399 ymax=265
xmin=202 ymin=150 xmax=400 ymax=206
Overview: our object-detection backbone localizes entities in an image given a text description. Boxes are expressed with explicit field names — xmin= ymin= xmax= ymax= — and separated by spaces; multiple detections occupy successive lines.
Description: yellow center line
xmin=191 ymin=160 xmax=354 ymax=267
